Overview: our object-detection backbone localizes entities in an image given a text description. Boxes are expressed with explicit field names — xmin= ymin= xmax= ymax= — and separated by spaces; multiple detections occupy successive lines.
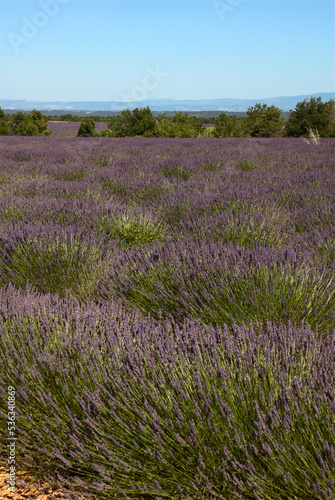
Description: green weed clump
xmin=98 ymin=212 xmax=168 ymax=248
xmin=236 ymin=160 xmax=258 ymax=171
xmin=162 ymin=164 xmax=198 ymax=180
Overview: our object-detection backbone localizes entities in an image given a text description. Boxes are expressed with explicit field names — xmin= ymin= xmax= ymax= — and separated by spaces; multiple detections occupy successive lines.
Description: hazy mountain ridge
xmin=1 ymin=92 xmax=333 ymax=112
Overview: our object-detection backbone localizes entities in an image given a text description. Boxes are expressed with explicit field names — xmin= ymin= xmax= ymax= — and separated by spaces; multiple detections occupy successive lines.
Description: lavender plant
xmin=0 ymin=225 xmax=107 ymax=301
xmin=0 ymin=289 xmax=334 ymax=499
xmin=0 ymin=136 xmax=334 ymax=499
xmin=98 ymin=241 xmax=335 ymax=336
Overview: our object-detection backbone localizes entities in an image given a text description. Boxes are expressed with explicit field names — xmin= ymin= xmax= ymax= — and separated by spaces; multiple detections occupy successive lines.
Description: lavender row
xmin=0 ymin=285 xmax=334 ymax=499
xmin=0 ymin=219 xmax=334 ymax=335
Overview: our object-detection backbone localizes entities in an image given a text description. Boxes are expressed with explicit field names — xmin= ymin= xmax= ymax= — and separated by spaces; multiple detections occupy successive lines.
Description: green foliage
xmin=14 ymin=118 xmax=40 ymax=136
xmin=77 ymin=118 xmax=96 ymax=137
xmin=107 ymin=107 xmax=158 ymax=137
xmin=246 ymin=103 xmax=286 ymax=137
xmin=131 ymin=107 xmax=159 ymax=136
xmin=201 ymin=161 xmax=222 ymax=171
xmin=173 ymin=112 xmax=203 ymax=135
xmin=11 ymin=109 xmax=51 ymax=136
xmin=0 ymin=235 xmax=103 ymax=301
xmin=109 ymin=256 xmax=335 ymax=336
xmin=1 ymin=312 xmax=331 ymax=500
xmin=326 ymin=98 xmax=335 ymax=137
xmin=162 ymin=164 xmax=198 ymax=180
xmin=97 ymin=128 xmax=115 ymax=137
xmin=55 ymin=170 xmax=86 ymax=182
xmin=285 ymin=97 xmax=335 ymax=138
xmin=0 ymin=108 xmax=10 ymax=135
xmin=0 ymin=121 xmax=10 ymax=135
xmin=213 ymin=113 xmax=239 ymax=137
xmin=130 ymin=183 xmax=170 ymax=204
xmin=105 ymin=109 xmax=204 ymax=138
xmin=99 ymin=212 xmax=167 ymax=248
xmin=59 ymin=113 xmax=81 ymax=122
xmin=157 ymin=112 xmax=204 ymax=137
xmin=100 ymin=178 xmax=128 ymax=199
xmin=236 ymin=160 xmax=258 ymax=171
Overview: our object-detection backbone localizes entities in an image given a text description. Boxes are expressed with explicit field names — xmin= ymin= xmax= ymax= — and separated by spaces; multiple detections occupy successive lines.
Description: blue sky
xmin=0 ymin=0 xmax=334 ymax=101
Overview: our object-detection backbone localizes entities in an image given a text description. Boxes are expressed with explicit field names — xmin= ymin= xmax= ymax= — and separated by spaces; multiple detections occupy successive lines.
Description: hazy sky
xmin=0 ymin=0 xmax=334 ymax=101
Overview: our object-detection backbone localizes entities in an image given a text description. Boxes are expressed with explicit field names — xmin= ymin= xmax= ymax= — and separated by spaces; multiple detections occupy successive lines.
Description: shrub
xmin=285 ymin=97 xmax=335 ymax=138
xmin=10 ymin=109 xmax=51 ymax=136
xmin=246 ymin=103 xmax=286 ymax=137
xmin=77 ymin=118 xmax=96 ymax=137
xmin=107 ymin=107 xmax=158 ymax=137
xmin=157 ymin=112 xmax=204 ymax=137
xmin=213 ymin=113 xmax=239 ymax=137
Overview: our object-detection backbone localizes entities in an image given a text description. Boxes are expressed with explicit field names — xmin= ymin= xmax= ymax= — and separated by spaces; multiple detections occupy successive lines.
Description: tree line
xmin=0 ymin=97 xmax=334 ymax=138
xmin=0 ymin=109 xmax=51 ymax=136
xmin=78 ymin=97 xmax=335 ymax=138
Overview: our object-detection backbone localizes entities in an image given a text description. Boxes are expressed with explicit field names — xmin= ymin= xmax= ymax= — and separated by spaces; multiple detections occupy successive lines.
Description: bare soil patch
xmin=0 ymin=467 xmax=91 ymax=500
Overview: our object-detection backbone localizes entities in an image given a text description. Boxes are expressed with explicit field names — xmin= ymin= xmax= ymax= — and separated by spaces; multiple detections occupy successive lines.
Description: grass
xmin=97 ymin=211 xmax=168 ymax=248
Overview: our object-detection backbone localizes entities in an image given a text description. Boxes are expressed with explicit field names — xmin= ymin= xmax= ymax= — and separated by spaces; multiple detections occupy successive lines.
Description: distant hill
xmin=1 ymin=92 xmax=333 ymax=113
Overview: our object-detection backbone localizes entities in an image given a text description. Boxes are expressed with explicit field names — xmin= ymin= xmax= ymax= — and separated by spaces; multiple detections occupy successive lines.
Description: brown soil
xmin=0 ymin=467 xmax=93 ymax=500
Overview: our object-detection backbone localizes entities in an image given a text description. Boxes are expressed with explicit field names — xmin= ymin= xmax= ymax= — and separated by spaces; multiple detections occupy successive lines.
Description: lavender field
xmin=48 ymin=121 xmax=108 ymax=137
xmin=0 ymin=136 xmax=335 ymax=499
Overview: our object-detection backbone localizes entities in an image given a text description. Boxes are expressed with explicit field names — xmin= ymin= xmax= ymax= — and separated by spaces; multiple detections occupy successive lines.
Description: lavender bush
xmin=0 ymin=137 xmax=334 ymax=499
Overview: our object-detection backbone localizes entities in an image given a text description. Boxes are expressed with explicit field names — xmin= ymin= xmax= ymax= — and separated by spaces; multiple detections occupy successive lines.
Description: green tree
xmin=77 ymin=118 xmax=96 ymax=137
xmin=106 ymin=108 xmax=205 ymax=138
xmin=132 ymin=107 xmax=158 ymax=136
xmin=60 ymin=113 xmax=79 ymax=122
xmin=0 ymin=107 xmax=10 ymax=135
xmin=15 ymin=119 xmax=39 ymax=136
xmin=11 ymin=110 xmax=51 ymax=136
xmin=213 ymin=113 xmax=239 ymax=138
xmin=31 ymin=110 xmax=50 ymax=134
xmin=107 ymin=107 xmax=158 ymax=137
xmin=0 ymin=120 xmax=9 ymax=135
xmin=106 ymin=110 xmax=129 ymax=137
xmin=173 ymin=112 xmax=203 ymax=136
xmin=157 ymin=112 xmax=204 ymax=137
xmin=326 ymin=99 xmax=335 ymax=137
xmin=246 ymin=103 xmax=285 ymax=137
xmin=285 ymin=97 xmax=335 ymax=138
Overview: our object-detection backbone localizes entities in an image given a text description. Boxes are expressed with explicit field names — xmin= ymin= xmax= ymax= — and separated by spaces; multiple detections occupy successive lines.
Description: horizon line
xmin=1 ymin=91 xmax=334 ymax=103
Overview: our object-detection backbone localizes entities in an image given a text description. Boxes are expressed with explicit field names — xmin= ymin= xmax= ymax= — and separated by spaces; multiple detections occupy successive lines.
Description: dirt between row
xmin=0 ymin=467 xmax=93 ymax=500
